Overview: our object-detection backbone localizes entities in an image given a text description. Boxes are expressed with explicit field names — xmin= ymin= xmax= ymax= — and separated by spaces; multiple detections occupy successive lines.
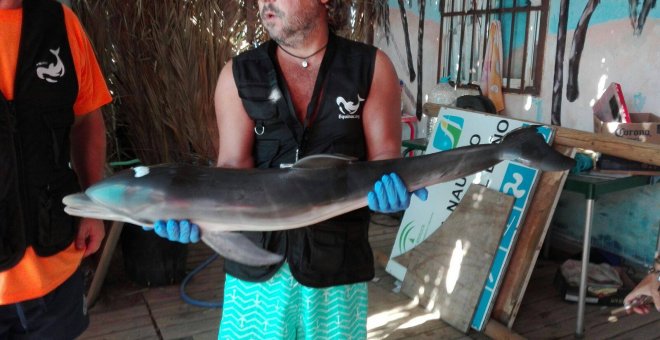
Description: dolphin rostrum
xmin=63 ymin=126 xmax=574 ymax=266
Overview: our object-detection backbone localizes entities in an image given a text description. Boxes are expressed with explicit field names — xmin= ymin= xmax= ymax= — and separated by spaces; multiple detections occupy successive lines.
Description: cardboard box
xmin=594 ymin=112 xmax=660 ymax=144
xmin=594 ymin=112 xmax=660 ymax=175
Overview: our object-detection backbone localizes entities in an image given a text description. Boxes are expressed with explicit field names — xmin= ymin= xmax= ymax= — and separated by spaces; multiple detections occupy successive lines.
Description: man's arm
xmin=147 ymin=60 xmax=255 ymax=244
xmin=70 ymin=109 xmax=106 ymax=256
xmin=214 ymin=59 xmax=255 ymax=169
xmin=362 ymin=50 xmax=402 ymax=161
xmin=363 ymin=50 xmax=428 ymax=213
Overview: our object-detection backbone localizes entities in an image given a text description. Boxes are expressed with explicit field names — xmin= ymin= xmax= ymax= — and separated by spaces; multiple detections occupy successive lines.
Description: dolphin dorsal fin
xmin=291 ymin=154 xmax=356 ymax=169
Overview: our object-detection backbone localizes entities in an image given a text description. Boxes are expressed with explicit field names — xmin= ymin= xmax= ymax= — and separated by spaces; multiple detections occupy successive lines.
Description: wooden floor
xmin=80 ymin=217 xmax=660 ymax=339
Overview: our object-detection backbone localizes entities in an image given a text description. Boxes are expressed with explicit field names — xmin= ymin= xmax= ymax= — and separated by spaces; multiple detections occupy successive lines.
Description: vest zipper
xmin=6 ymin=101 xmax=30 ymax=242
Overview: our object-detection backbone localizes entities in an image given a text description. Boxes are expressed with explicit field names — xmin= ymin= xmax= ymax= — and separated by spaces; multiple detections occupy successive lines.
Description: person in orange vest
xmin=0 ymin=0 xmax=111 ymax=337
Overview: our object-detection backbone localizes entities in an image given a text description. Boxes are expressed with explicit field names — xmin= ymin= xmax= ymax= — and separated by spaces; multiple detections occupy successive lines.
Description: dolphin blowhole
xmin=133 ymin=166 xmax=150 ymax=178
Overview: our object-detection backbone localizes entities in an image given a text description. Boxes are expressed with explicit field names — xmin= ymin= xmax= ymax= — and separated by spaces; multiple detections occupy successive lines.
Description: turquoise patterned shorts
xmin=218 ymin=263 xmax=368 ymax=340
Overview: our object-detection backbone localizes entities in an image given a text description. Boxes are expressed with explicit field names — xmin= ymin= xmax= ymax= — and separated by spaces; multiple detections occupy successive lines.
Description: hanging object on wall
xmin=397 ymin=0 xmax=417 ymax=83
xmin=566 ymin=0 xmax=600 ymax=102
xmin=374 ymin=0 xmax=392 ymax=43
xmin=551 ymin=0 xmax=570 ymax=126
xmin=634 ymin=0 xmax=657 ymax=35
xmin=480 ymin=20 xmax=505 ymax=113
xmin=415 ymin=0 xmax=426 ymax=120
xmin=628 ymin=0 xmax=640 ymax=30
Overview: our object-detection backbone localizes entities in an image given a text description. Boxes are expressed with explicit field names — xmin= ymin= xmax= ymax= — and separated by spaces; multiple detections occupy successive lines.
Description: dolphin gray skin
xmin=63 ymin=126 xmax=574 ymax=266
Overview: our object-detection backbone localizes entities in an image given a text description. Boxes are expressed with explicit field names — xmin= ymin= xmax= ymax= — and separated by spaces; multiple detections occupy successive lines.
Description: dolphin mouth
xmin=63 ymin=193 xmax=151 ymax=226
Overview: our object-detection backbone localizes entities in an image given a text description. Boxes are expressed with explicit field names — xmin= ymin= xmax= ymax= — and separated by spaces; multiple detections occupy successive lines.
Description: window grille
xmin=438 ymin=0 xmax=548 ymax=95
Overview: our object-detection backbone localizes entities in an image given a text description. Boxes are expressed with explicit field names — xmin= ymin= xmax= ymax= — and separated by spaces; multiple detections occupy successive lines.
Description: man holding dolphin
xmin=149 ymin=0 xmax=426 ymax=338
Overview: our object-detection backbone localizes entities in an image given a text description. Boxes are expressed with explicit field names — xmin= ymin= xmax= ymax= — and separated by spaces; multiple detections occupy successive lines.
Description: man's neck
xmin=281 ymin=25 xmax=330 ymax=58
xmin=0 ymin=0 xmax=22 ymax=10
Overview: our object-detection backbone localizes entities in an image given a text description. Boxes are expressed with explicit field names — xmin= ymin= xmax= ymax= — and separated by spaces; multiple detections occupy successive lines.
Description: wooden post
xmin=86 ymin=221 xmax=124 ymax=306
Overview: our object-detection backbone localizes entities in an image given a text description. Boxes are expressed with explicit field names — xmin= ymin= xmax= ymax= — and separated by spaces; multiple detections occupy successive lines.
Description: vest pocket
xmin=253 ymin=140 xmax=280 ymax=168
xmin=35 ymin=179 xmax=78 ymax=253
xmin=237 ymin=84 xmax=279 ymax=121
xmin=41 ymin=109 xmax=74 ymax=169
xmin=0 ymin=197 xmax=26 ymax=270
xmin=303 ymin=226 xmax=346 ymax=273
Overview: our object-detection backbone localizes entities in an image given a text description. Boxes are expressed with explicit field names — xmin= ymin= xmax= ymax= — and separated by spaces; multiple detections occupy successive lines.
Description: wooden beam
xmin=553 ymin=126 xmax=660 ymax=166
xmin=484 ymin=319 xmax=527 ymax=340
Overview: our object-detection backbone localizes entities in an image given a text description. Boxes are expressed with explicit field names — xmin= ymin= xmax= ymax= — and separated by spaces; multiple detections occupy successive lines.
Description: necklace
xmin=278 ymin=43 xmax=328 ymax=68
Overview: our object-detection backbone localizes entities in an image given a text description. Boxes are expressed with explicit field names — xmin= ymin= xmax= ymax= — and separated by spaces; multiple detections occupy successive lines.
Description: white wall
xmin=376 ymin=1 xmax=660 ymax=133
xmin=375 ymin=1 xmax=660 ymax=266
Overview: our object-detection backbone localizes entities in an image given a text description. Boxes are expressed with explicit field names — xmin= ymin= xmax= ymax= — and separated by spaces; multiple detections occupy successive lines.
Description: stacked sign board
xmin=386 ymin=107 xmax=555 ymax=331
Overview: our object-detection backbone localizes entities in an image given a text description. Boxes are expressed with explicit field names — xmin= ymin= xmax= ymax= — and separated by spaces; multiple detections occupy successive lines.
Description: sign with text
xmin=386 ymin=108 xmax=553 ymax=331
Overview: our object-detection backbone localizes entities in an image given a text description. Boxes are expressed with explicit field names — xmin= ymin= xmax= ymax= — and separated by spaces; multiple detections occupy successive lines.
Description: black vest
xmin=227 ymin=34 xmax=377 ymax=288
xmin=0 ymin=0 xmax=80 ymax=271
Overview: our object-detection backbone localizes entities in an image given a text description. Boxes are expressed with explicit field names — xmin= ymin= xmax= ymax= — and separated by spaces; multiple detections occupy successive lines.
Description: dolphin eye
xmin=133 ymin=166 xmax=150 ymax=178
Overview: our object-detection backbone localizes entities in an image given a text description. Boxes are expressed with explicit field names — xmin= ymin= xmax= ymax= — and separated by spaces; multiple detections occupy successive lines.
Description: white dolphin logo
xmin=336 ymin=94 xmax=365 ymax=115
xmin=36 ymin=48 xmax=65 ymax=83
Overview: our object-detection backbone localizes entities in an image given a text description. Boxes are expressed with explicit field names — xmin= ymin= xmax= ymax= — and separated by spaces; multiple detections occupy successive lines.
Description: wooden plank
xmin=401 ymin=184 xmax=514 ymax=333
xmin=582 ymin=316 xmax=660 ymax=340
xmin=192 ymin=329 xmax=222 ymax=340
xmin=491 ymin=145 xmax=574 ymax=327
xmin=79 ymin=324 xmax=158 ymax=340
xmin=483 ymin=319 xmax=526 ymax=340
xmin=554 ymin=126 xmax=660 ymax=166
xmin=86 ymin=304 xmax=150 ymax=324
xmin=367 ymin=301 xmax=468 ymax=340
xmin=81 ymin=314 xmax=153 ymax=338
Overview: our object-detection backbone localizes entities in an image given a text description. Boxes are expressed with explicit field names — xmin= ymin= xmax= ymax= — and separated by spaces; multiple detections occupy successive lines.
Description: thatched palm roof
xmin=73 ymin=0 xmax=392 ymax=165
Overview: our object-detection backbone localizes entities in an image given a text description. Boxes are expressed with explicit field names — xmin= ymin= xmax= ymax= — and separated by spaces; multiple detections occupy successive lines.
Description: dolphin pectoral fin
xmin=200 ymin=231 xmax=283 ymax=267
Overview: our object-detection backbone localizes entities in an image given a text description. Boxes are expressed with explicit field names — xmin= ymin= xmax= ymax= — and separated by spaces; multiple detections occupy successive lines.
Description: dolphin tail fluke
xmin=500 ymin=126 xmax=575 ymax=172
xmin=201 ymin=231 xmax=284 ymax=267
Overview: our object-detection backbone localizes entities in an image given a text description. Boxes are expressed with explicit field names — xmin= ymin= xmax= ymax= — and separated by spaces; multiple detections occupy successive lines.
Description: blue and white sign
xmin=386 ymin=107 xmax=553 ymax=331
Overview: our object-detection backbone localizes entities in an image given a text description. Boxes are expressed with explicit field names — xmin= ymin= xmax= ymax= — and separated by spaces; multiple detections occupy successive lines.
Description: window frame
xmin=437 ymin=0 xmax=549 ymax=96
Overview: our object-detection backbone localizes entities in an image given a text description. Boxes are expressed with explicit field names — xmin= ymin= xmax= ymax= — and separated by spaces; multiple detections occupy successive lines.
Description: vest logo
xmin=336 ymin=94 xmax=364 ymax=120
xmin=433 ymin=115 xmax=465 ymax=151
xmin=36 ymin=48 xmax=66 ymax=83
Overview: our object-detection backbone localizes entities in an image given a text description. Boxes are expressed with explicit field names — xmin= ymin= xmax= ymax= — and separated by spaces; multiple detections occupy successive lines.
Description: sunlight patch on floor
xmin=366 ymin=298 xmax=441 ymax=340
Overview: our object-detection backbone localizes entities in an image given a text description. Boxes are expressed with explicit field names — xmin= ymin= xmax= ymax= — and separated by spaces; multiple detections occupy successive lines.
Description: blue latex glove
xmin=142 ymin=219 xmax=200 ymax=244
xmin=367 ymin=173 xmax=428 ymax=213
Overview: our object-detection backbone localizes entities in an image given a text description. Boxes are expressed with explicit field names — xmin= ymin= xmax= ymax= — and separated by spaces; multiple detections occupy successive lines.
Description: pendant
xmin=302 ymin=60 xmax=308 ymax=68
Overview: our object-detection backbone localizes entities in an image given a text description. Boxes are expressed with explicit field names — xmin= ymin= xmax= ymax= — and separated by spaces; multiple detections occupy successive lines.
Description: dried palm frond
xmin=72 ymin=0 xmax=391 ymax=165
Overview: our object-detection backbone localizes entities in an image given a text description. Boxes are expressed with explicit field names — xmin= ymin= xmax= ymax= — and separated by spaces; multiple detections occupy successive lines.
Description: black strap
xmin=303 ymin=34 xmax=336 ymax=130
xmin=268 ymin=34 xmax=338 ymax=155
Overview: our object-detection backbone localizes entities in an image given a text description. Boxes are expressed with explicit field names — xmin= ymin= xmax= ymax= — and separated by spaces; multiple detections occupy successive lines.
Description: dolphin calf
xmin=63 ymin=126 xmax=574 ymax=266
